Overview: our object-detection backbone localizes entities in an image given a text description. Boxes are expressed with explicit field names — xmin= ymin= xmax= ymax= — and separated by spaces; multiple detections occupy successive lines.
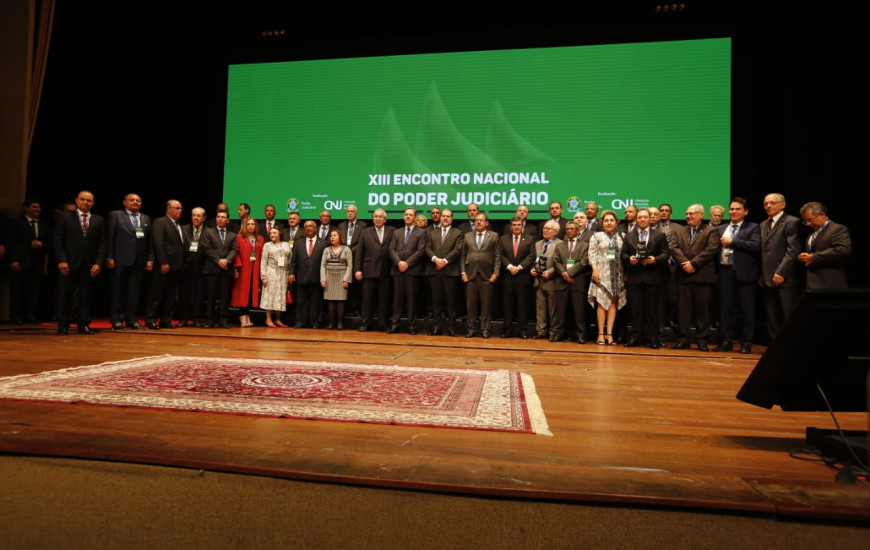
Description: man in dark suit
xmin=179 ymin=206 xmax=207 ymax=326
xmin=584 ymin=201 xmax=601 ymax=233
xmin=289 ymin=219 xmax=327 ymax=328
xmin=460 ymin=213 xmax=501 ymax=339
xmin=338 ymin=204 xmax=368 ymax=316
xmin=200 ymin=211 xmax=238 ymax=328
xmin=7 ymin=200 xmax=51 ymax=324
xmin=616 ymin=205 xmax=638 ymax=234
xmin=798 ymin=202 xmax=851 ymax=290
xmin=229 ymin=203 xmax=251 ymax=234
xmin=499 ymin=216 xmax=536 ymax=338
xmin=760 ymin=193 xmax=803 ymax=339
xmin=554 ymin=220 xmax=594 ymax=344
xmin=714 ymin=198 xmax=761 ymax=354
xmin=387 ymin=207 xmax=428 ymax=334
xmin=282 ymin=212 xmax=302 ymax=245
xmin=353 ymin=208 xmax=395 ymax=332
xmin=424 ymin=208 xmax=463 ymax=336
xmin=537 ymin=201 xmax=569 ymax=239
xmin=459 ymin=203 xmax=479 ymax=233
xmin=106 ymin=193 xmax=154 ymax=329
xmin=502 ymin=205 xmax=537 ymax=239
xmin=144 ymin=200 xmax=187 ymax=329
xmin=621 ymin=209 xmax=669 ymax=349
xmin=53 ymin=190 xmax=106 ymax=335
xmin=669 ymin=204 xmax=720 ymax=351
xmin=257 ymin=204 xmax=285 ymax=238
xmin=530 ymin=220 xmax=565 ymax=341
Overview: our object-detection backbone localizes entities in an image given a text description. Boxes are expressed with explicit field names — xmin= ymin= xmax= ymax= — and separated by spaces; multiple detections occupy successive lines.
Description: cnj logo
xmin=611 ymin=199 xmax=634 ymax=210
xmin=324 ymin=200 xmax=344 ymax=210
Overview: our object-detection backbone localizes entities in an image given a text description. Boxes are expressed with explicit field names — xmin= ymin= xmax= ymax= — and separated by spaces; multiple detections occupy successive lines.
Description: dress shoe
xmin=293 ymin=323 xmax=304 ymax=328
xmin=358 ymin=325 xmax=368 ymax=332
xmin=697 ymin=343 xmax=709 ymax=351
xmin=532 ymin=333 xmax=547 ymax=340
xmin=196 ymin=319 xmax=207 ymax=328
xmin=481 ymin=331 xmax=490 ymax=339
xmin=336 ymin=323 xmax=343 ymax=331
xmin=57 ymin=326 xmax=69 ymax=335
xmin=520 ymin=332 xmax=529 ymax=340
xmin=649 ymin=343 xmax=661 ymax=349
xmin=466 ymin=331 xmax=475 ymax=338
xmin=111 ymin=322 xmax=126 ymax=331
xmin=145 ymin=322 xmax=160 ymax=330
xmin=408 ymin=328 xmax=416 ymax=335
xmin=160 ymin=320 xmax=176 ymax=329
xmin=447 ymin=328 xmax=457 ymax=337
xmin=549 ymin=335 xmax=562 ymax=342
xmin=127 ymin=322 xmax=144 ymax=330
xmin=713 ymin=341 xmax=733 ymax=352
xmin=739 ymin=344 xmax=752 ymax=354
xmin=428 ymin=327 xmax=442 ymax=336
xmin=501 ymin=329 xmax=512 ymax=339
xmin=78 ymin=326 xmax=96 ymax=335
xmin=624 ymin=338 xmax=639 ymax=348
xmin=385 ymin=326 xmax=397 ymax=334
xmin=311 ymin=324 xmax=321 ymax=329
xmin=670 ymin=342 xmax=690 ymax=350
xmin=577 ymin=337 xmax=586 ymax=344
xmin=204 ymin=322 xmax=214 ymax=329
xmin=219 ymin=321 xmax=230 ymax=329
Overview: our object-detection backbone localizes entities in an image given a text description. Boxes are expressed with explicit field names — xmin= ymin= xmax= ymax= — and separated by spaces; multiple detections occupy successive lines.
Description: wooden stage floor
xmin=1 ymin=323 xmax=868 ymax=523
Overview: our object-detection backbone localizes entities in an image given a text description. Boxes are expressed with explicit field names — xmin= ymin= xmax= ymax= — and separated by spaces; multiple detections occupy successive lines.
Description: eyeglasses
xmin=802 ymin=214 xmax=820 ymax=225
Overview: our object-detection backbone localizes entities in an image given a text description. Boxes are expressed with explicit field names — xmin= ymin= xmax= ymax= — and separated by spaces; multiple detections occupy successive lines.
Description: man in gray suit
xmin=461 ymin=212 xmax=501 ymax=339
xmin=106 ymin=193 xmax=154 ymax=329
xmin=669 ymin=204 xmax=720 ymax=351
xmin=554 ymin=220 xmax=592 ymax=343
xmin=388 ymin=207 xmax=428 ymax=334
xmin=530 ymin=220 xmax=565 ymax=341
xmin=760 ymin=193 xmax=803 ymax=339
xmin=798 ymin=202 xmax=851 ymax=289
xmin=425 ymin=208 xmax=463 ymax=336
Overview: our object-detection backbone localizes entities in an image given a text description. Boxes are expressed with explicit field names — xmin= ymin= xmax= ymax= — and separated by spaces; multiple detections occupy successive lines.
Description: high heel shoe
xmin=605 ymin=332 xmax=616 ymax=345
xmin=596 ymin=333 xmax=606 ymax=345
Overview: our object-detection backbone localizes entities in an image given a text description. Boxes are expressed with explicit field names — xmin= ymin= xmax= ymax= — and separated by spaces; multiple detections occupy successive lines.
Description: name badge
xmin=566 ymin=258 xmax=575 ymax=267
xmin=189 ymin=241 xmax=199 ymax=253
xmin=606 ymin=247 xmax=616 ymax=262
xmin=249 ymin=251 xmax=257 ymax=263
xmin=287 ymin=239 xmax=295 ymax=247
xmin=277 ymin=255 xmax=285 ymax=267
xmin=135 ymin=226 xmax=145 ymax=239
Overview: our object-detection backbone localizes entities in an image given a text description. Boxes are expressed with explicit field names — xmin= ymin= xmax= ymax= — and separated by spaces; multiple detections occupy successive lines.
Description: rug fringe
xmin=520 ymin=373 xmax=552 ymax=436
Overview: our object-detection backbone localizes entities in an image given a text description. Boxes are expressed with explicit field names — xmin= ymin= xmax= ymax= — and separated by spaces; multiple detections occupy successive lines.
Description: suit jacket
xmin=53 ymin=210 xmax=106 ymax=270
xmin=760 ymin=213 xmax=802 ymax=287
xmin=7 ymin=216 xmax=51 ymax=270
xmin=257 ymin=219 xmax=285 ymax=238
xmin=389 ymin=225 xmax=428 ymax=276
xmin=532 ymin=238 xmax=564 ymax=290
xmin=804 ymin=221 xmax=851 ymax=289
xmin=152 ymin=216 xmax=187 ymax=272
xmin=553 ymin=235 xmax=591 ymax=290
xmin=289 ymin=235 xmax=327 ymax=285
xmin=353 ymin=225 xmax=395 ymax=278
xmin=621 ymin=228 xmax=669 ymax=286
xmin=315 ymin=223 xmax=338 ymax=241
xmin=282 ymin=224 xmax=303 ymax=245
xmin=338 ymin=219 xmax=368 ymax=252
xmin=425 ymin=225 xmax=464 ymax=277
xmin=199 ymin=226 xmax=238 ymax=276
xmin=717 ymin=221 xmax=761 ymax=282
xmin=669 ymin=223 xmax=719 ymax=284
xmin=499 ymin=232 xmax=537 ymax=274
xmin=461 ymin=230 xmax=501 ymax=281
xmin=182 ymin=223 xmax=207 ymax=271
xmin=106 ymin=209 xmax=153 ymax=266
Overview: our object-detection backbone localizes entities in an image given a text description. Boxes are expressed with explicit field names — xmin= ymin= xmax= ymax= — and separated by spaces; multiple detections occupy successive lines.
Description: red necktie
xmin=81 ymin=213 xmax=89 ymax=233
xmin=308 ymin=238 xmax=313 ymax=257
xmin=513 ymin=236 xmax=519 ymax=256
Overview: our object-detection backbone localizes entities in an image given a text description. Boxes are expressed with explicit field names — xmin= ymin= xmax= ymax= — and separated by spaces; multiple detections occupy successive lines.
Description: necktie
xmin=194 ymin=228 xmax=200 ymax=241
xmin=476 ymin=232 xmax=483 ymax=250
xmin=132 ymin=213 xmax=139 ymax=227
xmin=404 ymin=226 xmax=411 ymax=245
xmin=441 ymin=227 xmax=447 ymax=243
xmin=175 ymin=221 xmax=183 ymax=243
xmin=320 ymin=226 xmax=326 ymax=239
xmin=690 ymin=227 xmax=696 ymax=243
xmin=767 ymin=218 xmax=774 ymax=232
xmin=308 ymin=238 xmax=313 ymax=257
xmin=267 ymin=221 xmax=272 ymax=234
xmin=808 ymin=231 xmax=818 ymax=250
xmin=30 ymin=219 xmax=37 ymax=238
xmin=640 ymin=230 xmax=647 ymax=244
xmin=543 ymin=241 xmax=549 ymax=254
xmin=81 ymin=213 xmax=89 ymax=233
xmin=569 ymin=239 xmax=575 ymax=255
xmin=513 ymin=236 xmax=519 ymax=257
xmin=377 ymin=228 xmax=383 ymax=244
xmin=219 ymin=229 xmax=225 ymax=243
xmin=348 ymin=223 xmax=354 ymax=242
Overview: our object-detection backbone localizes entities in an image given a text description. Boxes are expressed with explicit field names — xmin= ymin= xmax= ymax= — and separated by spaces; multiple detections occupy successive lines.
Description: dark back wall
xmin=25 ymin=6 xmax=867 ymax=285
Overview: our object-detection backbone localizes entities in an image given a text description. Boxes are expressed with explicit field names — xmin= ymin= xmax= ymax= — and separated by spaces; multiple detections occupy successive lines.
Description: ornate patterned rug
xmin=0 ymin=355 xmax=551 ymax=435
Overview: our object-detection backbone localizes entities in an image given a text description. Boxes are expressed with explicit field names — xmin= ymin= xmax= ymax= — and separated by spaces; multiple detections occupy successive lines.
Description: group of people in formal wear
xmin=2 ymin=191 xmax=852 ymax=353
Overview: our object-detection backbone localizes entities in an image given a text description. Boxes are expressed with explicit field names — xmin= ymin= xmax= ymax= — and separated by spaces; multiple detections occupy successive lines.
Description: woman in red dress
xmin=232 ymin=217 xmax=264 ymax=327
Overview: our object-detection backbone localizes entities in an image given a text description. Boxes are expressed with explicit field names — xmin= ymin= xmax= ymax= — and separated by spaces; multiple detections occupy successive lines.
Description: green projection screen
xmin=223 ymin=38 xmax=730 ymax=221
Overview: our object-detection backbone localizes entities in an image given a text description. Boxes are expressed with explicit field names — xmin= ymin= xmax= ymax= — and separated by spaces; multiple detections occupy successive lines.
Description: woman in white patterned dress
xmin=587 ymin=210 xmax=626 ymax=345
xmin=259 ymin=227 xmax=292 ymax=328
xmin=320 ymin=229 xmax=353 ymax=330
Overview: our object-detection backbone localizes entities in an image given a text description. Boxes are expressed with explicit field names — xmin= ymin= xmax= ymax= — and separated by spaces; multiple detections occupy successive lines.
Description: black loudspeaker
xmin=736 ymin=289 xmax=870 ymax=412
